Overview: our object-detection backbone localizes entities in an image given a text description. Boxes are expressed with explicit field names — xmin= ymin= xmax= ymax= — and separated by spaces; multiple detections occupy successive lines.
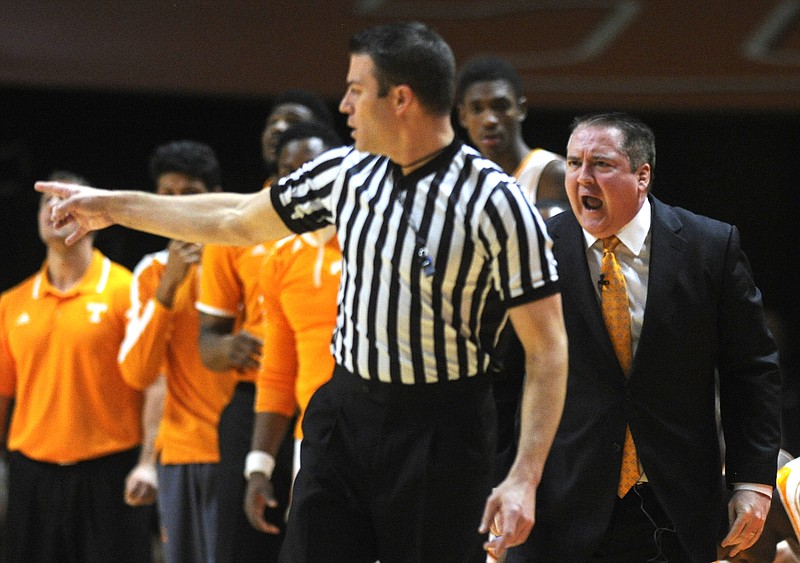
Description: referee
xmin=37 ymin=21 xmax=569 ymax=563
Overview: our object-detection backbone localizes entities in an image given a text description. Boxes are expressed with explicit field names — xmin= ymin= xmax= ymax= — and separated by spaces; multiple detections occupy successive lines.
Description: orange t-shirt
xmin=0 ymin=250 xmax=143 ymax=464
xmin=196 ymin=242 xmax=275 ymax=383
xmin=255 ymin=232 xmax=341 ymax=439
xmin=119 ymin=250 xmax=236 ymax=464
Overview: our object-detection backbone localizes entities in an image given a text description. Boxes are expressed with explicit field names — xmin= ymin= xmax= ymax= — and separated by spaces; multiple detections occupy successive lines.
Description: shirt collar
xmin=582 ymin=197 xmax=651 ymax=256
xmin=34 ymin=249 xmax=109 ymax=299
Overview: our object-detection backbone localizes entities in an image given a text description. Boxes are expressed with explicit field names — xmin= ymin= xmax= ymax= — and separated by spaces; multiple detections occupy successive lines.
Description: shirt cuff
xmin=733 ymin=482 xmax=773 ymax=499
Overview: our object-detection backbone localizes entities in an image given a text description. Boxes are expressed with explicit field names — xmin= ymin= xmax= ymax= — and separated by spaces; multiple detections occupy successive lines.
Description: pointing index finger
xmin=35 ymin=180 xmax=73 ymax=198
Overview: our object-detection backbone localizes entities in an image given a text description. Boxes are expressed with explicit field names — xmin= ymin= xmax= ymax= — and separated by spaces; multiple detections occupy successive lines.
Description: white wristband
xmin=244 ymin=450 xmax=276 ymax=481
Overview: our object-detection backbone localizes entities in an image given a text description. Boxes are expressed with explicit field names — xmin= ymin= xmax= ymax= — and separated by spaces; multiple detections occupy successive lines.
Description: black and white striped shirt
xmin=270 ymin=139 xmax=559 ymax=384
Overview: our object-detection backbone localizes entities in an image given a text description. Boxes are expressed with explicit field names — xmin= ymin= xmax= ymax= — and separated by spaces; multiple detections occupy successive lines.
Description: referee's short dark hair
xmin=349 ymin=21 xmax=455 ymax=117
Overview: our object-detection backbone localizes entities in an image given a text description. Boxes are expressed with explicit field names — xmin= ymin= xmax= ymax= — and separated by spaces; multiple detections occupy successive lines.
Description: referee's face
xmin=340 ymin=54 xmax=395 ymax=155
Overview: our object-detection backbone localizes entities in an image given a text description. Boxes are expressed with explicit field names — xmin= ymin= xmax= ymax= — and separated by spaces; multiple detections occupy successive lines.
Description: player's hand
xmin=243 ymin=472 xmax=281 ymax=534
xmin=224 ymin=330 xmax=263 ymax=372
xmin=124 ymin=462 xmax=158 ymax=506
xmin=164 ymin=241 xmax=203 ymax=283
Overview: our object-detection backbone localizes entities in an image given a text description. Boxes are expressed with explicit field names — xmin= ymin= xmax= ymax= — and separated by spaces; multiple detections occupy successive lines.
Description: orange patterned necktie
xmin=600 ymin=236 xmax=641 ymax=497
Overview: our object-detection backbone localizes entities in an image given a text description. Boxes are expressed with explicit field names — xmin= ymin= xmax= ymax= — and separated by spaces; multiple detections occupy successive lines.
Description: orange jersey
xmin=0 ymin=250 xmax=143 ymax=463
xmin=255 ymin=232 xmax=341 ymax=439
xmin=119 ymin=250 xmax=236 ymax=464
xmin=196 ymin=242 xmax=275 ymax=383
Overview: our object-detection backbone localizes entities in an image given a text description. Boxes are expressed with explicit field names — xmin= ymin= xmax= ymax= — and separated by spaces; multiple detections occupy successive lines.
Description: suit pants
xmin=507 ymin=483 xmax=694 ymax=563
xmin=588 ymin=483 xmax=694 ymax=563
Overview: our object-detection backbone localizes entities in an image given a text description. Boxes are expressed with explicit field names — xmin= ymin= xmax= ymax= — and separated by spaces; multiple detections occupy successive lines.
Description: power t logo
xmin=86 ymin=302 xmax=108 ymax=323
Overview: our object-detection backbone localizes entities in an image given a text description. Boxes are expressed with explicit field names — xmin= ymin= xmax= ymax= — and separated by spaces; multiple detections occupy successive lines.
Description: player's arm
xmin=124 ymin=374 xmax=165 ymax=506
xmin=243 ymin=411 xmax=293 ymax=535
xmin=243 ymin=265 xmax=298 ymax=534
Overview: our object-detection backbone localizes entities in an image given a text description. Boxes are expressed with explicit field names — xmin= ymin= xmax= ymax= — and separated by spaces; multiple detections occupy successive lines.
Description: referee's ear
xmin=392 ymin=84 xmax=414 ymax=115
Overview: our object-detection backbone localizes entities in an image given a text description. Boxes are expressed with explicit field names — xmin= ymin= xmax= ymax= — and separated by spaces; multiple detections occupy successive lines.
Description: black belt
xmin=332 ymin=364 xmax=491 ymax=404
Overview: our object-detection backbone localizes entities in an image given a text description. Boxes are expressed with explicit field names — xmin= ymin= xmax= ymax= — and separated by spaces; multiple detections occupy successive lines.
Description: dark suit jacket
xmin=513 ymin=196 xmax=782 ymax=562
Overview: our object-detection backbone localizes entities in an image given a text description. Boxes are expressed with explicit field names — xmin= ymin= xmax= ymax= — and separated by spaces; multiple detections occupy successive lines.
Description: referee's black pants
xmin=280 ymin=365 xmax=496 ymax=563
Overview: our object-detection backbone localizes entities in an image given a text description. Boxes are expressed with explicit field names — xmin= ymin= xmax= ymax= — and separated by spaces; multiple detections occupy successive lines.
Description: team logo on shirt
xmin=86 ymin=302 xmax=108 ymax=323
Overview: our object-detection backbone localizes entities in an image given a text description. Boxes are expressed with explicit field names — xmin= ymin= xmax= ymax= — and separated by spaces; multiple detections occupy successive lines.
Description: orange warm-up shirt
xmin=255 ymin=233 xmax=341 ymax=439
xmin=196 ymin=242 xmax=275 ymax=384
xmin=0 ymin=250 xmax=143 ymax=464
xmin=118 ymin=250 xmax=236 ymax=464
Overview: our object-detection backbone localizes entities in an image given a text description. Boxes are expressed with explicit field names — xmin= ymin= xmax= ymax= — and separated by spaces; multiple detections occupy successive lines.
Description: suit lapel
xmin=551 ymin=214 xmax=622 ymax=371
xmin=551 ymin=197 xmax=688 ymax=379
xmin=634 ymin=197 xmax=687 ymax=371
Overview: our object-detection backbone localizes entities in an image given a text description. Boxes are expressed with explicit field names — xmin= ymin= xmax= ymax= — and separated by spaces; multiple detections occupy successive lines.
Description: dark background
xmin=1 ymin=0 xmax=798 ymax=452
